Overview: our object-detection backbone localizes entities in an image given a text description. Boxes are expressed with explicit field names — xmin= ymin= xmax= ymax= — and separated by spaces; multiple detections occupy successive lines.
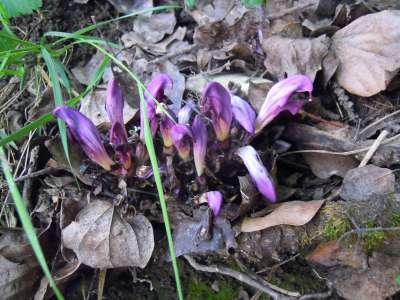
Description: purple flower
xmin=171 ymin=124 xmax=192 ymax=160
xmin=192 ymin=115 xmax=207 ymax=176
xmin=201 ymin=82 xmax=232 ymax=142
xmin=255 ymin=75 xmax=313 ymax=134
xmin=178 ymin=100 xmax=194 ymax=124
xmin=106 ymin=78 xmax=131 ymax=170
xmin=160 ymin=115 xmax=175 ymax=148
xmin=236 ymin=145 xmax=277 ymax=203
xmin=54 ymin=106 xmax=114 ymax=170
xmin=202 ymin=191 xmax=223 ymax=217
xmin=231 ymin=95 xmax=256 ymax=134
xmin=140 ymin=74 xmax=173 ymax=139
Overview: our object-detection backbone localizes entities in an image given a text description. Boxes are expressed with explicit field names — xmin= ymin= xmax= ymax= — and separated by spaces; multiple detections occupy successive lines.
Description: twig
xmin=358 ymin=130 xmax=389 ymax=167
xmin=338 ymin=227 xmax=400 ymax=245
xmin=298 ymin=282 xmax=333 ymax=300
xmin=150 ymin=45 xmax=198 ymax=64
xmin=97 ymin=269 xmax=107 ymax=300
xmin=184 ymin=255 xmax=295 ymax=300
xmin=359 ymin=108 xmax=400 ymax=136
xmin=22 ymin=146 xmax=40 ymax=209
xmin=266 ymin=2 xmax=315 ymax=20
xmin=281 ymin=132 xmax=400 ymax=157
xmin=14 ymin=167 xmax=57 ymax=182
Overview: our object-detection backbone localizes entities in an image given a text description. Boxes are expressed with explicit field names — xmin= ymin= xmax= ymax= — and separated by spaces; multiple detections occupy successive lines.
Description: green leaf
xmin=0 ymin=147 xmax=64 ymax=300
xmin=241 ymin=0 xmax=264 ymax=6
xmin=396 ymin=275 xmax=400 ymax=285
xmin=185 ymin=0 xmax=196 ymax=9
xmin=0 ymin=0 xmax=42 ymax=17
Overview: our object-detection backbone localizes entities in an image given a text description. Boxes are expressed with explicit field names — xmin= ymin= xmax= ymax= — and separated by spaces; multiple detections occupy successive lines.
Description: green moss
xmin=320 ymin=204 xmax=350 ymax=240
xmin=187 ymin=277 xmax=238 ymax=300
xmin=361 ymin=219 xmax=386 ymax=252
xmin=390 ymin=212 xmax=400 ymax=226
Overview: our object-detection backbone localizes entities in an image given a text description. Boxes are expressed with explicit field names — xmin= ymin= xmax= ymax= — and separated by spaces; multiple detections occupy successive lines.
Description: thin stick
xmin=338 ymin=227 xmax=400 ymax=245
xmin=358 ymin=130 xmax=389 ymax=167
xmin=150 ymin=45 xmax=198 ymax=64
xmin=281 ymin=132 xmax=400 ymax=157
xmin=184 ymin=255 xmax=295 ymax=300
xmin=14 ymin=167 xmax=57 ymax=182
xmin=359 ymin=108 xmax=400 ymax=136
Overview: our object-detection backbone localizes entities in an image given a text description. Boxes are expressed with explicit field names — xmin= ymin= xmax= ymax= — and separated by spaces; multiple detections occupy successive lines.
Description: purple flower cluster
xmin=54 ymin=74 xmax=313 ymax=216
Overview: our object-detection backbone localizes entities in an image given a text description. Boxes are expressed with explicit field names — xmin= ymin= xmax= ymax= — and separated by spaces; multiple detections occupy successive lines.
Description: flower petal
xmin=192 ymin=115 xmax=207 ymax=176
xmin=255 ymin=75 xmax=313 ymax=133
xmin=178 ymin=100 xmax=194 ymax=124
xmin=203 ymin=191 xmax=223 ymax=217
xmin=140 ymin=74 xmax=173 ymax=140
xmin=160 ymin=115 xmax=175 ymax=148
xmin=236 ymin=145 xmax=277 ymax=202
xmin=202 ymin=82 xmax=232 ymax=141
xmin=54 ymin=106 xmax=114 ymax=170
xmin=171 ymin=124 xmax=192 ymax=160
xmin=231 ymin=95 xmax=256 ymax=134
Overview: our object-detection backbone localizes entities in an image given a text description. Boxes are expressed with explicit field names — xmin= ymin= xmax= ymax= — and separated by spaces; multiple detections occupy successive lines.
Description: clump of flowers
xmin=54 ymin=74 xmax=313 ymax=216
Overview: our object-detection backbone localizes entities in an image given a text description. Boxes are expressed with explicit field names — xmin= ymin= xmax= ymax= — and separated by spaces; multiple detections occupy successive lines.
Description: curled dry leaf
xmin=62 ymin=200 xmax=154 ymax=269
xmin=332 ymin=10 xmax=400 ymax=96
xmin=241 ymin=200 xmax=325 ymax=232
xmin=262 ymin=35 xmax=331 ymax=82
xmin=133 ymin=11 xmax=176 ymax=44
xmin=79 ymin=89 xmax=137 ymax=128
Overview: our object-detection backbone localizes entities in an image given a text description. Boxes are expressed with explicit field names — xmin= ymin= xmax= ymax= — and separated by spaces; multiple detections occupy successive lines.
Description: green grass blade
xmin=0 ymin=56 xmax=110 ymax=147
xmin=53 ymin=58 xmax=71 ymax=95
xmin=139 ymin=85 xmax=184 ymax=300
xmin=0 ymin=146 xmax=64 ymax=300
xmin=46 ymin=4 xmax=181 ymax=47
xmin=41 ymin=47 xmax=71 ymax=169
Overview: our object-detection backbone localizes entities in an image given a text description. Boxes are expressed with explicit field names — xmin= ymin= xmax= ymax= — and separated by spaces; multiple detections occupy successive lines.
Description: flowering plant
xmin=54 ymin=74 xmax=312 ymax=216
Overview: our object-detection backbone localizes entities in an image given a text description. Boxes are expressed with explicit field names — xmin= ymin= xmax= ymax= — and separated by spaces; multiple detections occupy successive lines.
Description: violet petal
xmin=255 ymin=75 xmax=313 ymax=134
xmin=204 ymin=191 xmax=223 ymax=217
xmin=236 ymin=145 xmax=277 ymax=203
xmin=231 ymin=95 xmax=256 ymax=134
xmin=202 ymin=82 xmax=232 ymax=141
xmin=54 ymin=106 xmax=114 ymax=170
xmin=171 ymin=124 xmax=192 ymax=160
xmin=192 ymin=115 xmax=208 ymax=176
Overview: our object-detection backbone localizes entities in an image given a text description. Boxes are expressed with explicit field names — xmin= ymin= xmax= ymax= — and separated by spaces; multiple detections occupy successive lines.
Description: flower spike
xmin=201 ymin=82 xmax=232 ymax=141
xmin=192 ymin=115 xmax=207 ymax=176
xmin=202 ymin=191 xmax=223 ymax=217
xmin=231 ymin=95 xmax=256 ymax=134
xmin=171 ymin=124 xmax=192 ymax=160
xmin=106 ymin=78 xmax=131 ymax=170
xmin=54 ymin=106 xmax=114 ymax=170
xmin=140 ymin=73 xmax=173 ymax=139
xmin=255 ymin=75 xmax=313 ymax=134
xmin=236 ymin=145 xmax=277 ymax=203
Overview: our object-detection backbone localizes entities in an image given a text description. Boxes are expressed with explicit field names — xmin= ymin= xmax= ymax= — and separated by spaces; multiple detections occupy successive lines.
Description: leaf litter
xmin=4 ymin=0 xmax=400 ymax=299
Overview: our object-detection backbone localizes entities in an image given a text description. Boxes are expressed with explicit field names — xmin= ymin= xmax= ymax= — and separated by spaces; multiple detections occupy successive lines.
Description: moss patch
xmin=187 ymin=277 xmax=238 ymax=300
xmin=320 ymin=204 xmax=350 ymax=240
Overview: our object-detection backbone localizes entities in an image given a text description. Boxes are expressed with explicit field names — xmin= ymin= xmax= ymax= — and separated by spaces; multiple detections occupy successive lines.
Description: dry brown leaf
xmin=62 ymin=200 xmax=154 ymax=269
xmin=240 ymin=200 xmax=325 ymax=232
xmin=332 ymin=10 xmax=400 ymax=96
xmin=133 ymin=11 xmax=176 ymax=44
xmin=79 ymin=89 xmax=137 ymax=127
xmin=262 ymin=35 xmax=331 ymax=81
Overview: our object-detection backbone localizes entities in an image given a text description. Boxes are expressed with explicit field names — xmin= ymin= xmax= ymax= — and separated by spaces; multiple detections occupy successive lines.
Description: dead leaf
xmin=107 ymin=0 xmax=153 ymax=14
xmin=132 ymin=11 xmax=176 ymax=44
xmin=79 ymin=89 xmax=137 ymax=128
xmin=71 ymin=51 xmax=105 ymax=85
xmin=62 ymin=200 xmax=154 ymax=269
xmin=303 ymin=152 xmax=358 ymax=179
xmin=332 ymin=10 xmax=400 ymax=96
xmin=241 ymin=200 xmax=325 ymax=232
xmin=262 ymin=35 xmax=332 ymax=81
xmin=189 ymin=0 xmax=236 ymax=25
xmin=306 ymin=240 xmax=341 ymax=267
